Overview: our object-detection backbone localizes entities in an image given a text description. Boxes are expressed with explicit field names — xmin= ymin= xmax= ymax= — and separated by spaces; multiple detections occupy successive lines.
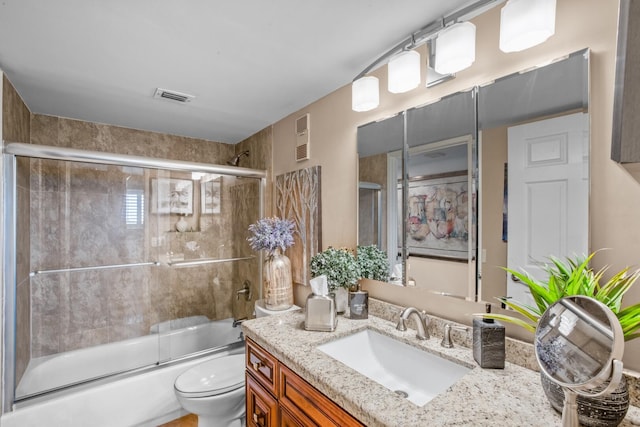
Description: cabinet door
xmin=280 ymin=405 xmax=316 ymax=427
xmin=246 ymin=374 xmax=278 ymax=427
xmin=279 ymin=364 xmax=364 ymax=427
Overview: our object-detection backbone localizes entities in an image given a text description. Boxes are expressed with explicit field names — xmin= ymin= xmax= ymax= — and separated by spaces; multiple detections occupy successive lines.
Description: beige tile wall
xmin=25 ymin=115 xmax=265 ymax=360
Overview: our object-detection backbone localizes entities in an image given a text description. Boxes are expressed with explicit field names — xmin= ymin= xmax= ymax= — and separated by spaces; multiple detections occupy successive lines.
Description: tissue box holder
xmin=304 ymin=294 xmax=337 ymax=332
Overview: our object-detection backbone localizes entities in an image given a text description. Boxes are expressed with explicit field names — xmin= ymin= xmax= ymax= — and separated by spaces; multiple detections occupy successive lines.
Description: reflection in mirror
xmin=535 ymin=296 xmax=624 ymax=427
xmin=356 ymin=49 xmax=590 ymax=303
xmin=358 ymin=182 xmax=383 ymax=248
xmin=357 ymin=113 xmax=404 ymax=276
xmin=405 ymin=90 xmax=477 ymax=298
xmin=478 ymin=49 xmax=590 ymax=304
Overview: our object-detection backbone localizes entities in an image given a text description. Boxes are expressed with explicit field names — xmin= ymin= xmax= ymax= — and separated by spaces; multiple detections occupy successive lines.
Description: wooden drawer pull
xmin=252 ymin=360 xmax=264 ymax=371
xmin=253 ymin=412 xmax=265 ymax=426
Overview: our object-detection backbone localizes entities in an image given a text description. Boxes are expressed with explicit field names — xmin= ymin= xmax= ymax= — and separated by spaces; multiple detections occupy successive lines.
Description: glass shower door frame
xmin=1 ymin=143 xmax=266 ymax=411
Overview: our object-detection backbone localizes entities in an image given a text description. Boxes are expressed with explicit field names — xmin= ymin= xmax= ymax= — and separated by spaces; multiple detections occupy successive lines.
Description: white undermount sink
xmin=317 ymin=329 xmax=471 ymax=406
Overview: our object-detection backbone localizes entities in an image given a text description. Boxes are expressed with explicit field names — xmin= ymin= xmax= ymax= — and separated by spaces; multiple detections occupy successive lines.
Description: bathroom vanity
xmin=246 ymin=338 xmax=363 ymax=426
xmin=242 ymin=304 xmax=640 ymax=427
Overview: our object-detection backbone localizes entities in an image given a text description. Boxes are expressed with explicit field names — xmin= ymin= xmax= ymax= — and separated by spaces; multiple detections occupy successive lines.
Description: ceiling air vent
xmin=153 ymin=88 xmax=195 ymax=103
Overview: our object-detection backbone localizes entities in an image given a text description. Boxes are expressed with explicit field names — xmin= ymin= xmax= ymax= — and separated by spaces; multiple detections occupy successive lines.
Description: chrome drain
xmin=394 ymin=390 xmax=409 ymax=398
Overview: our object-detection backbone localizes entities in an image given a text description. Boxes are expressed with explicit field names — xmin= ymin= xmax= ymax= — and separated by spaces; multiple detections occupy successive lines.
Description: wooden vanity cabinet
xmin=246 ymin=374 xmax=279 ymax=427
xmin=245 ymin=338 xmax=364 ymax=427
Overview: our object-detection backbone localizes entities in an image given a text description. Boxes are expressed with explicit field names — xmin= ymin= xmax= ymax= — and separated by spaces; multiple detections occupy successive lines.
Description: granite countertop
xmin=243 ymin=310 xmax=640 ymax=427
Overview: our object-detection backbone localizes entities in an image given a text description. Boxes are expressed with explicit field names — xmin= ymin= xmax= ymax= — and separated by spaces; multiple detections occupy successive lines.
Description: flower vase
xmin=263 ymin=249 xmax=293 ymax=310
xmin=333 ymin=287 xmax=348 ymax=314
xmin=175 ymin=216 xmax=189 ymax=232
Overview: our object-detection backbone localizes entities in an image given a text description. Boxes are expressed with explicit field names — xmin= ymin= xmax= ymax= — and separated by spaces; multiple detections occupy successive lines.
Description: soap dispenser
xmin=473 ymin=303 xmax=505 ymax=369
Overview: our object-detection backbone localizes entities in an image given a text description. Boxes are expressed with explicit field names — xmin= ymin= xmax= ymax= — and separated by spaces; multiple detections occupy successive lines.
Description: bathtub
xmin=3 ymin=317 xmax=244 ymax=427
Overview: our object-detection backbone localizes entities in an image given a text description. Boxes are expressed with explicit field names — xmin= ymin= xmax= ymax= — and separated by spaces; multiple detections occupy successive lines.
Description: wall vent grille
xmin=295 ymin=113 xmax=310 ymax=161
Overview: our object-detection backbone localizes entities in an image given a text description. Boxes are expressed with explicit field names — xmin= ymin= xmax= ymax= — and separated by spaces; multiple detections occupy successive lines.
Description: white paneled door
xmin=506 ymin=112 xmax=589 ymax=305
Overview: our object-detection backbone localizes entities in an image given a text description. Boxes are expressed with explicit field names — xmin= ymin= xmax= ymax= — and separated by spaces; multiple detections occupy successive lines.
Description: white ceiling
xmin=0 ymin=0 xmax=473 ymax=144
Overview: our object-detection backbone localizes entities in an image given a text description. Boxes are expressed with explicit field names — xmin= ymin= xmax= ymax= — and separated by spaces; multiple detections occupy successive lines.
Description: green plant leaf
xmin=625 ymin=332 xmax=640 ymax=342
xmin=498 ymin=297 xmax=541 ymax=323
xmin=497 ymin=250 xmax=640 ymax=342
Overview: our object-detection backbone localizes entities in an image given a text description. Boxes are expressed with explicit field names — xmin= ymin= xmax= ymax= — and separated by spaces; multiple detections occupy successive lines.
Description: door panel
xmin=507 ymin=112 xmax=589 ymax=304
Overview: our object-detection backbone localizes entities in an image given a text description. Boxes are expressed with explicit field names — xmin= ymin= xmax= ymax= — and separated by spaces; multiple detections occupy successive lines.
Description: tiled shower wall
xmin=23 ymin=115 xmax=266 ymax=361
xmin=358 ymin=153 xmax=388 ymax=248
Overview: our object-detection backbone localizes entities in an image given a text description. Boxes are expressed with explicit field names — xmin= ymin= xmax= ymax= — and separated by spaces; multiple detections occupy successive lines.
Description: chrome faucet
xmin=396 ymin=307 xmax=430 ymax=340
xmin=236 ymin=280 xmax=252 ymax=301
xmin=441 ymin=323 xmax=468 ymax=348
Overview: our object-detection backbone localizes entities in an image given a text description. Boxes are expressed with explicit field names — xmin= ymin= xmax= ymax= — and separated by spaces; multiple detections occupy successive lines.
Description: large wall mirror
xmin=357 ymin=49 xmax=590 ymax=303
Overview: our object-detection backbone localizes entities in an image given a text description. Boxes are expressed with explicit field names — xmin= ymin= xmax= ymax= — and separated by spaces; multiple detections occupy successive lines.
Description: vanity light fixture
xmin=499 ymin=0 xmax=556 ymax=52
xmin=350 ymin=0 xmax=501 ymax=112
xmin=352 ymin=76 xmax=380 ymax=112
xmin=387 ymin=50 xmax=421 ymax=94
xmin=350 ymin=0 xmax=556 ymax=112
xmin=434 ymin=22 xmax=476 ymax=75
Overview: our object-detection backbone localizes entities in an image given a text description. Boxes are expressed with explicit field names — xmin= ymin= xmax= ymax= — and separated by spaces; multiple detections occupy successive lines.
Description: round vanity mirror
xmin=534 ymin=296 xmax=625 ymax=427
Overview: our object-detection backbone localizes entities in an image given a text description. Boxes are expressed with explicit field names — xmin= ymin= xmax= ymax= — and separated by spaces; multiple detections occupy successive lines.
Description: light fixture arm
xmin=352 ymin=0 xmax=505 ymax=82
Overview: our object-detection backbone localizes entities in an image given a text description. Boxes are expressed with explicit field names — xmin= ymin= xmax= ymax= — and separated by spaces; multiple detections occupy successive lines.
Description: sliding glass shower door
xmin=4 ymin=146 xmax=264 ymax=402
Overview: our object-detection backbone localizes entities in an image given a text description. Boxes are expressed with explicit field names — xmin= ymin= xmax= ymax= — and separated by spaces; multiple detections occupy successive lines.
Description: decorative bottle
xmin=473 ymin=303 xmax=505 ymax=369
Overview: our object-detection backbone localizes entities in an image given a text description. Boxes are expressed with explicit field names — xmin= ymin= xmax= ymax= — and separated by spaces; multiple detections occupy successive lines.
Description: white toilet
xmin=174 ymin=301 xmax=300 ymax=426
xmin=174 ymin=353 xmax=246 ymax=427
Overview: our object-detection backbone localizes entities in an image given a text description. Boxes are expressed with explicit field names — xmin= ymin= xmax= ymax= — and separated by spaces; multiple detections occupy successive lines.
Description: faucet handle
xmin=441 ymin=323 xmax=468 ymax=348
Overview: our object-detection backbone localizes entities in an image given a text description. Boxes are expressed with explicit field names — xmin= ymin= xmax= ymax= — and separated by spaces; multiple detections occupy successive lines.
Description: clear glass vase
xmin=333 ymin=287 xmax=349 ymax=314
xmin=263 ymin=249 xmax=294 ymax=310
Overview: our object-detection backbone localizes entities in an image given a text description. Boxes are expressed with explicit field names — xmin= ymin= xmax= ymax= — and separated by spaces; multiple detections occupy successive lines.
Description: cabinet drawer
xmin=279 ymin=364 xmax=364 ymax=427
xmin=246 ymin=339 xmax=278 ymax=395
xmin=246 ymin=374 xmax=278 ymax=427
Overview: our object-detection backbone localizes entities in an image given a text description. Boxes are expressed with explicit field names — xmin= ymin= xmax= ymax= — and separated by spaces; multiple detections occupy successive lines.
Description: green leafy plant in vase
xmin=356 ymin=245 xmax=390 ymax=283
xmin=310 ymin=247 xmax=360 ymax=313
xmin=483 ymin=251 xmax=640 ymax=427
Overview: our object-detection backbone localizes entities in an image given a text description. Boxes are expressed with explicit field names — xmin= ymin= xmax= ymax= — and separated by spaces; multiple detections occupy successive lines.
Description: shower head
xmin=226 ymin=150 xmax=250 ymax=166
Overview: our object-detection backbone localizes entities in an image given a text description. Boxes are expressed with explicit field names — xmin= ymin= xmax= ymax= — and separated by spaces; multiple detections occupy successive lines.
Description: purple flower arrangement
xmin=247 ymin=217 xmax=295 ymax=253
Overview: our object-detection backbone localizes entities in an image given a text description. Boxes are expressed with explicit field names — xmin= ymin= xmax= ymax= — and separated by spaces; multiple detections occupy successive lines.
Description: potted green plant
xmin=310 ymin=247 xmax=360 ymax=313
xmin=356 ymin=245 xmax=390 ymax=283
xmin=485 ymin=252 xmax=640 ymax=340
xmin=483 ymin=251 xmax=640 ymax=427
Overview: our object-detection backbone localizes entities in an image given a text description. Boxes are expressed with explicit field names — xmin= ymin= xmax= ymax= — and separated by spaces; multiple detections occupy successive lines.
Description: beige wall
xmin=271 ymin=0 xmax=640 ymax=371
xmin=479 ymin=126 xmax=508 ymax=301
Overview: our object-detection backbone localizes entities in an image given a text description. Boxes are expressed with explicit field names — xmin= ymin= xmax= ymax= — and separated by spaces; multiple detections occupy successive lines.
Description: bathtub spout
xmin=233 ymin=318 xmax=247 ymax=328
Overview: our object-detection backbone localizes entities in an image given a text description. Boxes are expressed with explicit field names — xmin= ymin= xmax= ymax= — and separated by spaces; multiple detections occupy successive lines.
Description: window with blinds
xmin=124 ymin=189 xmax=144 ymax=228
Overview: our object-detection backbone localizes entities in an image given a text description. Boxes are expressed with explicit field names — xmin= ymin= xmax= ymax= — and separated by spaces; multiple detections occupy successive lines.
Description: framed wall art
xmin=275 ymin=166 xmax=322 ymax=286
xmin=201 ymin=177 xmax=221 ymax=214
xmin=150 ymin=178 xmax=193 ymax=214
xmin=404 ymin=171 xmax=470 ymax=260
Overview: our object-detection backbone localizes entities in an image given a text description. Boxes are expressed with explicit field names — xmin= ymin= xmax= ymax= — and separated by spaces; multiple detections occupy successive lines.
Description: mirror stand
xmin=559 ymin=357 xmax=624 ymax=427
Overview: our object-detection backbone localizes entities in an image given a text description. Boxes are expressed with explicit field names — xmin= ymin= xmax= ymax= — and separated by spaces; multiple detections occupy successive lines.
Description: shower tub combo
xmin=1 ymin=143 xmax=265 ymax=426
xmin=4 ymin=318 xmax=245 ymax=427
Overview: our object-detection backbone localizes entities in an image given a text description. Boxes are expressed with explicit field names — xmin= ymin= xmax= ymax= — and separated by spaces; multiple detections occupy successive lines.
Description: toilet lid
xmin=175 ymin=354 xmax=245 ymax=397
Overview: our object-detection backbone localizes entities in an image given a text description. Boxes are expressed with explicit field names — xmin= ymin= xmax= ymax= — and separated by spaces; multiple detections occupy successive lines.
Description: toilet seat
xmin=174 ymin=354 xmax=245 ymax=398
